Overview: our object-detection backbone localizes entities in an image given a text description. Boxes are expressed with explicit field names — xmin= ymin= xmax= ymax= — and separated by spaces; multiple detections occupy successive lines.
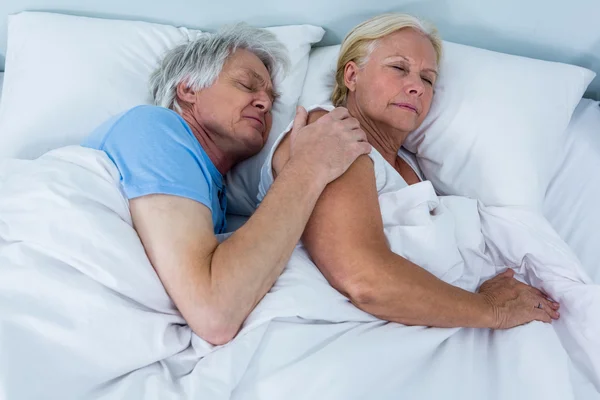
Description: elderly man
xmin=82 ymin=24 xmax=370 ymax=345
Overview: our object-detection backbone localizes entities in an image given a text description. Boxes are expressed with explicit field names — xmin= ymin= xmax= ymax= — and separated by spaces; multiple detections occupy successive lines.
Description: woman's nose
xmin=405 ymin=75 xmax=425 ymax=97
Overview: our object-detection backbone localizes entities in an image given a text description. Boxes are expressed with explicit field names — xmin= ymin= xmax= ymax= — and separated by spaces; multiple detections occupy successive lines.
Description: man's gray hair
xmin=149 ymin=23 xmax=290 ymax=112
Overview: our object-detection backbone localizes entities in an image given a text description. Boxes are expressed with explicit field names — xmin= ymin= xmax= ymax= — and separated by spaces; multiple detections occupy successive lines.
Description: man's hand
xmin=274 ymin=106 xmax=371 ymax=185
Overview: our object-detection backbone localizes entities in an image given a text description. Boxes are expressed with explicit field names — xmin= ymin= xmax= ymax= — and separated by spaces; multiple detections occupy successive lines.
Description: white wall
xmin=1 ymin=0 xmax=599 ymax=97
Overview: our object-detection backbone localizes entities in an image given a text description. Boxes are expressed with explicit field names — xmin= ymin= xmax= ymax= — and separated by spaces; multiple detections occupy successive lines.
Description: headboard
xmin=1 ymin=0 xmax=599 ymax=98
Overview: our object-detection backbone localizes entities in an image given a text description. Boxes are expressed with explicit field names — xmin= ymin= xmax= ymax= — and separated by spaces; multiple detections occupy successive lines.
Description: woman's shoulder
xmin=307 ymin=108 xmax=330 ymax=124
xmin=271 ymin=106 xmax=332 ymax=177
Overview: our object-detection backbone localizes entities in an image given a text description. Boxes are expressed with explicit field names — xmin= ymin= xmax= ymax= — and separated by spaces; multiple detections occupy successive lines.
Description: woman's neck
xmin=345 ymin=97 xmax=408 ymax=166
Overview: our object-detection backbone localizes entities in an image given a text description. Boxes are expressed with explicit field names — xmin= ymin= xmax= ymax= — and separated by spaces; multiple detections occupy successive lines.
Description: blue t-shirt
xmin=82 ymin=105 xmax=227 ymax=234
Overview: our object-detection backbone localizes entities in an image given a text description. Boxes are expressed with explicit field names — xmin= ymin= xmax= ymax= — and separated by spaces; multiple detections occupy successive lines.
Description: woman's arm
xmin=273 ymin=111 xmax=559 ymax=329
xmin=301 ymin=155 xmax=495 ymax=328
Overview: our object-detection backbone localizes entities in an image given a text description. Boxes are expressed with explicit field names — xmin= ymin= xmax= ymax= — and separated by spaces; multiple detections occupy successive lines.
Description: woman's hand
xmin=478 ymin=269 xmax=560 ymax=329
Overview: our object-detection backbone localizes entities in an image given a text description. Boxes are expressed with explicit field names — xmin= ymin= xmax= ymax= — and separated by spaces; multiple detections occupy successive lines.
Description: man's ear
xmin=175 ymin=81 xmax=197 ymax=104
xmin=343 ymin=61 xmax=360 ymax=93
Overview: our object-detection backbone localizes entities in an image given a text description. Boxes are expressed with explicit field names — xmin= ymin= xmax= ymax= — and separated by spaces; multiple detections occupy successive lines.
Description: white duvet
xmin=0 ymin=142 xmax=598 ymax=399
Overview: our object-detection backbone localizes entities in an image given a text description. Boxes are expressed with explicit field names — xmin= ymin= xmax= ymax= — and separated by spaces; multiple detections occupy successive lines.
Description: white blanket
xmin=0 ymin=144 xmax=598 ymax=399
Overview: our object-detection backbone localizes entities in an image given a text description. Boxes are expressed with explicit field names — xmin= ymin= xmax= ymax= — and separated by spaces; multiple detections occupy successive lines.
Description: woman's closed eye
xmin=421 ymin=76 xmax=434 ymax=85
xmin=392 ymin=64 xmax=435 ymax=86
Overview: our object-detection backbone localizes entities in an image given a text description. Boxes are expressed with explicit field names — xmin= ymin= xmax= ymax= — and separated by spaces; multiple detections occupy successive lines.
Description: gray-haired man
xmin=82 ymin=24 xmax=370 ymax=345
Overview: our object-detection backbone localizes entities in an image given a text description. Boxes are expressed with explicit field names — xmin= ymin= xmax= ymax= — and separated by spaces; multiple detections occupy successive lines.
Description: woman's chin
xmin=388 ymin=120 xmax=419 ymax=134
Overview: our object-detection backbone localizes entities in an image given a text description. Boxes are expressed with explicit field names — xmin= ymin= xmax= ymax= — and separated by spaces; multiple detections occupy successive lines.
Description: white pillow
xmin=0 ymin=12 xmax=324 ymax=215
xmin=298 ymin=43 xmax=595 ymax=209
xmin=298 ymin=45 xmax=339 ymax=108
xmin=543 ymin=98 xmax=600 ymax=284
xmin=404 ymin=42 xmax=595 ymax=208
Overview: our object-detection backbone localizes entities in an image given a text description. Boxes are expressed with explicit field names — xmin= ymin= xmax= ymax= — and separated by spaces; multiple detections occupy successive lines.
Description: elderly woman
xmin=271 ymin=14 xmax=560 ymax=330
xmin=81 ymin=24 xmax=370 ymax=346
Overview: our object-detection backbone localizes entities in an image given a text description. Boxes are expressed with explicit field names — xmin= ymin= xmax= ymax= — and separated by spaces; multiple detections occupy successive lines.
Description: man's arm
xmin=131 ymin=161 xmax=326 ymax=345
xmin=131 ymin=107 xmax=370 ymax=346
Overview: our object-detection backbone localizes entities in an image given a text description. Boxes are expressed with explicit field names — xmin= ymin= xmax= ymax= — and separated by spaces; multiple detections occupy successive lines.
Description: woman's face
xmin=345 ymin=28 xmax=438 ymax=134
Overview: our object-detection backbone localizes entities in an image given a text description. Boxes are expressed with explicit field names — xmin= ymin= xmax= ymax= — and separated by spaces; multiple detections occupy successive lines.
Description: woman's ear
xmin=343 ymin=61 xmax=359 ymax=93
xmin=175 ymin=81 xmax=197 ymax=105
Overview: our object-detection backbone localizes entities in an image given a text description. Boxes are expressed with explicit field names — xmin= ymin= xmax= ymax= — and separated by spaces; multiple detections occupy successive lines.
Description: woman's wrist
xmin=472 ymin=292 xmax=498 ymax=329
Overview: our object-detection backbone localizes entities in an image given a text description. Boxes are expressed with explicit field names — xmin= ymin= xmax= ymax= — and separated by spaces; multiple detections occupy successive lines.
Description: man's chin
xmin=236 ymin=137 xmax=265 ymax=160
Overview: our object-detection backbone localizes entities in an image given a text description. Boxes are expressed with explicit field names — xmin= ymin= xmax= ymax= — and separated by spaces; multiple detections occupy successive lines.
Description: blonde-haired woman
xmin=271 ymin=13 xmax=560 ymax=330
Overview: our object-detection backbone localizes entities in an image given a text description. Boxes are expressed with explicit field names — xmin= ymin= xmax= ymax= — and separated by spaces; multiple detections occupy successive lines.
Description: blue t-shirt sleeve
xmin=93 ymin=106 xmax=215 ymax=211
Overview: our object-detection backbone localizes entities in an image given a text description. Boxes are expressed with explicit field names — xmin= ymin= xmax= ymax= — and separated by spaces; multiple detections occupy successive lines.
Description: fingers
xmin=345 ymin=117 xmax=362 ymax=131
xmin=501 ymin=268 xmax=515 ymax=278
xmin=527 ymin=286 xmax=560 ymax=310
xmin=328 ymin=107 xmax=351 ymax=120
xmin=508 ymin=273 xmax=561 ymax=318
xmin=330 ymin=116 xmax=366 ymax=142
xmin=344 ymin=129 xmax=371 ymax=159
xmin=329 ymin=117 xmax=361 ymax=133
xmin=352 ymin=142 xmax=372 ymax=157
xmin=534 ymin=297 xmax=560 ymax=320
xmin=531 ymin=308 xmax=553 ymax=324
xmin=291 ymin=106 xmax=308 ymax=134
xmin=350 ymin=127 xmax=367 ymax=143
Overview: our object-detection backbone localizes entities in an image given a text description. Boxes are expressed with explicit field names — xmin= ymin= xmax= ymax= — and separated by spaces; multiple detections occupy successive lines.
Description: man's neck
xmin=179 ymin=108 xmax=236 ymax=176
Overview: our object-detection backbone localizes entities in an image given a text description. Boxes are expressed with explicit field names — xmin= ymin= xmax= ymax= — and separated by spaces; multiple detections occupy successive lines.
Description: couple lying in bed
xmin=82 ymin=13 xmax=560 ymax=347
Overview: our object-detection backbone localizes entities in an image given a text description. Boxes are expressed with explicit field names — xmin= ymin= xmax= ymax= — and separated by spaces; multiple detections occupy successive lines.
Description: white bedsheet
xmin=0 ymin=144 xmax=599 ymax=399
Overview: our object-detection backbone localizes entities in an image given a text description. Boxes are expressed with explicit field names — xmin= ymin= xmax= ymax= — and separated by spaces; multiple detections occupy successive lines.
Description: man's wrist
xmin=281 ymin=157 xmax=329 ymax=194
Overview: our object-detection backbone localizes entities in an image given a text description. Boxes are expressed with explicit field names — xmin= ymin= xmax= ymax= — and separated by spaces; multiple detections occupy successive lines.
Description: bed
xmin=0 ymin=74 xmax=597 ymax=262
xmin=0 ymin=5 xmax=599 ymax=400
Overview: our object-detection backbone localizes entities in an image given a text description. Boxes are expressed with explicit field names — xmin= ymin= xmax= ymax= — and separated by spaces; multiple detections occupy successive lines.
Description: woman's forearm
xmin=345 ymin=252 xmax=495 ymax=329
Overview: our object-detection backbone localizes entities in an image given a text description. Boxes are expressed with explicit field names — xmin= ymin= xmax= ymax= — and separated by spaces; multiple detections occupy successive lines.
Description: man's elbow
xmin=188 ymin=312 xmax=240 ymax=346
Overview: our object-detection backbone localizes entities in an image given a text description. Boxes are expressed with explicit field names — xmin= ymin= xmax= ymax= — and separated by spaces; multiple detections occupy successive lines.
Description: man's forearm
xmin=208 ymin=160 xmax=327 ymax=333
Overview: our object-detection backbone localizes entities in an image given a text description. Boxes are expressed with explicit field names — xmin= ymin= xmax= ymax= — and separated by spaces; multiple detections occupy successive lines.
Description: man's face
xmin=184 ymin=49 xmax=276 ymax=159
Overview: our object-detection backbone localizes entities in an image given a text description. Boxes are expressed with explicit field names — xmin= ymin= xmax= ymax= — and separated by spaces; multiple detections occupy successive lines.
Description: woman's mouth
xmin=393 ymin=103 xmax=418 ymax=113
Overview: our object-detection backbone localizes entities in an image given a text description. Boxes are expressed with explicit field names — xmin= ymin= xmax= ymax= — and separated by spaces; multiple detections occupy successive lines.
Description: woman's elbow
xmin=317 ymin=255 xmax=385 ymax=311
xmin=345 ymin=278 xmax=379 ymax=308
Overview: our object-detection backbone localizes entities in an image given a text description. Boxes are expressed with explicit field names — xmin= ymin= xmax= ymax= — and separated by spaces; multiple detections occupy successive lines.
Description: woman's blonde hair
xmin=332 ymin=13 xmax=443 ymax=107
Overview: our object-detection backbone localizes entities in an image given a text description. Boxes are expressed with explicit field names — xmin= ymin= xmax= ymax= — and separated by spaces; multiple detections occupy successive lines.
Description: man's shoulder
xmin=106 ymin=105 xmax=190 ymax=143
xmin=120 ymin=105 xmax=183 ymax=126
